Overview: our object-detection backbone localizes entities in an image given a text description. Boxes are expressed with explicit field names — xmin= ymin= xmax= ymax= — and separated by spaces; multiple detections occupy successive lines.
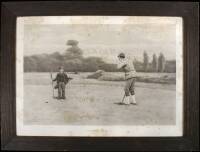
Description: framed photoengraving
xmin=1 ymin=1 xmax=199 ymax=151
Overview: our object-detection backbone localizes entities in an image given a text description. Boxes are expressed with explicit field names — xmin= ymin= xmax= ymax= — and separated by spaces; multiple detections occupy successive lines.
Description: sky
xmin=24 ymin=24 xmax=176 ymax=63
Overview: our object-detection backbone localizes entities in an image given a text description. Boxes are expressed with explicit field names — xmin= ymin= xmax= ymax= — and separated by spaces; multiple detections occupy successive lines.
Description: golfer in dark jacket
xmin=53 ymin=67 xmax=69 ymax=99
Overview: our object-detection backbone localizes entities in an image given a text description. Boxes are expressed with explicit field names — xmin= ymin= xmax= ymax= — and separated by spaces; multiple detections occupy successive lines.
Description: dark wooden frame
xmin=1 ymin=1 xmax=199 ymax=151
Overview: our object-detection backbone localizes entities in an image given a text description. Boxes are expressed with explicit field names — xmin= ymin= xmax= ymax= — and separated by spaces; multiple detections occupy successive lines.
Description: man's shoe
xmin=129 ymin=95 xmax=137 ymax=105
xmin=123 ymin=96 xmax=130 ymax=105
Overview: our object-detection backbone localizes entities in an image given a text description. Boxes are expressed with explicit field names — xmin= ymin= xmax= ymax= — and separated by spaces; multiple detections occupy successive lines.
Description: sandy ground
xmin=24 ymin=72 xmax=176 ymax=125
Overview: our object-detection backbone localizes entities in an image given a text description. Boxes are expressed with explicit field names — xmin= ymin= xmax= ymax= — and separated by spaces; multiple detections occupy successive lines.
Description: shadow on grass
xmin=114 ymin=102 xmax=138 ymax=106
xmin=114 ymin=102 xmax=127 ymax=105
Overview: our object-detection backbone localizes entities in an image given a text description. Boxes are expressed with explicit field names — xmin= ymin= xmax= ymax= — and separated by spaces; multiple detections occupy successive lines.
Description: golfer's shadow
xmin=114 ymin=102 xmax=127 ymax=105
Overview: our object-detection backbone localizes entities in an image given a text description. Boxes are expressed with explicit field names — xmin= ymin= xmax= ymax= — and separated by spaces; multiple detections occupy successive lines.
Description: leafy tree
xmin=143 ymin=51 xmax=149 ymax=72
xmin=24 ymin=56 xmax=38 ymax=72
xmin=152 ymin=53 xmax=158 ymax=72
xmin=65 ymin=40 xmax=83 ymax=60
xmin=67 ymin=40 xmax=79 ymax=46
xmin=158 ymin=53 xmax=166 ymax=72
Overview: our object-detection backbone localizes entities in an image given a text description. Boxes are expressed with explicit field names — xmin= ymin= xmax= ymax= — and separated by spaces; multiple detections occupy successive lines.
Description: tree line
xmin=24 ymin=40 xmax=175 ymax=73
xmin=143 ymin=51 xmax=169 ymax=72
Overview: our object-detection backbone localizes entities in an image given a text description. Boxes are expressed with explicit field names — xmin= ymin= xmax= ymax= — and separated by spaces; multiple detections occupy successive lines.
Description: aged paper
xmin=16 ymin=16 xmax=183 ymax=136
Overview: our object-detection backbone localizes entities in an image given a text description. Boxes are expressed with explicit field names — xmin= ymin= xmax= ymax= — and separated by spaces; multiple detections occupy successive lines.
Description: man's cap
xmin=118 ymin=53 xmax=125 ymax=58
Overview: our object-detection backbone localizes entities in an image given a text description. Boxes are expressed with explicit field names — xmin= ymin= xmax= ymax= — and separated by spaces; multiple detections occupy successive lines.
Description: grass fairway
xmin=24 ymin=72 xmax=176 ymax=125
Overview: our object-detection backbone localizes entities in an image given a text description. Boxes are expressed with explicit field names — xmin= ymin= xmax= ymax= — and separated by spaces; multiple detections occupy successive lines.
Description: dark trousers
xmin=58 ymin=82 xmax=66 ymax=98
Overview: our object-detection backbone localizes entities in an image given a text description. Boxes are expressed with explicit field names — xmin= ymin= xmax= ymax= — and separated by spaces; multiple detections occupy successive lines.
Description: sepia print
xmin=16 ymin=16 xmax=183 ymax=136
